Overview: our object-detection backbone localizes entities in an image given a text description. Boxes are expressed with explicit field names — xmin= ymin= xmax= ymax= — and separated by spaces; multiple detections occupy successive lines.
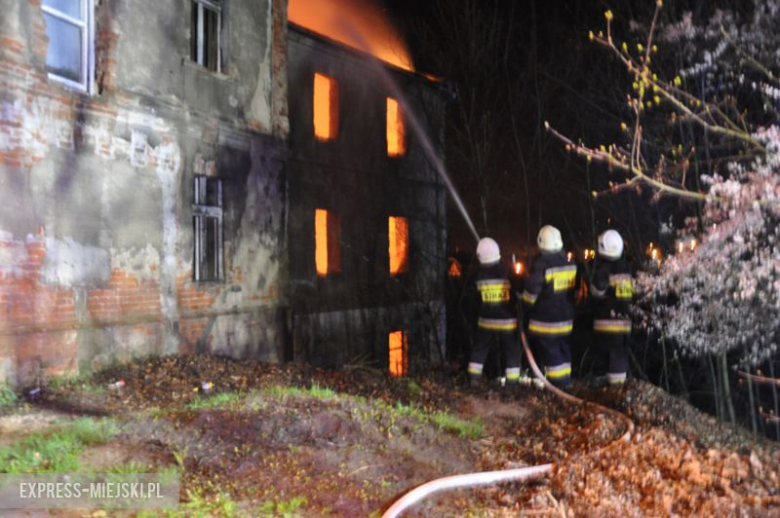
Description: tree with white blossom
xmin=548 ymin=0 xmax=780 ymax=428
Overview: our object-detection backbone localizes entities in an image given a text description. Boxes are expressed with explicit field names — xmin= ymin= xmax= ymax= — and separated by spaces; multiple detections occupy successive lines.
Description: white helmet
xmin=476 ymin=237 xmax=501 ymax=264
xmin=598 ymin=229 xmax=624 ymax=259
xmin=537 ymin=225 xmax=563 ymax=253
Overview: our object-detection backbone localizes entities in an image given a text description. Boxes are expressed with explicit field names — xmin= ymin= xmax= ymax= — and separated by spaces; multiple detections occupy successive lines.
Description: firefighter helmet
xmin=537 ymin=225 xmax=563 ymax=253
xmin=598 ymin=229 xmax=624 ymax=259
xmin=476 ymin=237 xmax=501 ymax=264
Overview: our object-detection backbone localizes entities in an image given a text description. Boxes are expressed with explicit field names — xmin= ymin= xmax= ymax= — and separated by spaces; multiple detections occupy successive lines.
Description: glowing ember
xmin=289 ymin=0 xmax=414 ymax=72
xmin=313 ymin=73 xmax=338 ymax=141
xmin=389 ymin=330 xmax=408 ymax=377
xmin=388 ymin=216 xmax=409 ymax=275
xmin=386 ymin=97 xmax=406 ymax=156
xmin=448 ymin=258 xmax=462 ymax=277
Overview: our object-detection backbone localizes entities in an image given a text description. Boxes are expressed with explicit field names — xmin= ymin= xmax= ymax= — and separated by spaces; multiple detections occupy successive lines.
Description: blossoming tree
xmin=548 ymin=0 xmax=780 ymax=430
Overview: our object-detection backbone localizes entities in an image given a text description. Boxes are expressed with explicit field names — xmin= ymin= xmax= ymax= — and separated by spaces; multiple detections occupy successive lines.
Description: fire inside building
xmin=0 ymin=0 xmax=448 ymax=387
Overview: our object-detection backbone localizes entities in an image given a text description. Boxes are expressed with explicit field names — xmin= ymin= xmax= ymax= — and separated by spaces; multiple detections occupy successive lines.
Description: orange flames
xmin=289 ymin=0 xmax=414 ymax=72
xmin=315 ymin=209 xmax=329 ymax=276
xmin=389 ymin=330 xmax=408 ymax=377
xmin=313 ymin=72 xmax=339 ymax=141
xmin=386 ymin=97 xmax=406 ymax=156
xmin=388 ymin=216 xmax=409 ymax=275
xmin=315 ymin=209 xmax=340 ymax=276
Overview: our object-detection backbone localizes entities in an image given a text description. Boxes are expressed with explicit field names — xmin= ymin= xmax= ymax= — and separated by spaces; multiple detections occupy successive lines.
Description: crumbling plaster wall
xmin=0 ymin=0 xmax=289 ymax=386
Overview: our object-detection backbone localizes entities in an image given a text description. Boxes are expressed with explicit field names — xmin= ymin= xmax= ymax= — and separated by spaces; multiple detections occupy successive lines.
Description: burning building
xmin=286 ymin=23 xmax=448 ymax=371
xmin=0 ymin=0 xmax=447 ymax=386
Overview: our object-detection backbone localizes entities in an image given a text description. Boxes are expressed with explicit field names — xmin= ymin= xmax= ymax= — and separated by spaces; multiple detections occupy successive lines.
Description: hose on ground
xmin=381 ymin=330 xmax=634 ymax=518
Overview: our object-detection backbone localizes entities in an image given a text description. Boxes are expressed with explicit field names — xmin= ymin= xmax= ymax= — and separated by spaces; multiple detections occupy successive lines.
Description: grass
xmin=374 ymin=401 xmax=483 ymax=439
xmin=186 ymin=392 xmax=245 ymax=410
xmin=180 ymin=487 xmax=239 ymax=517
xmin=264 ymin=384 xmax=336 ymax=400
xmin=46 ymin=372 xmax=105 ymax=396
xmin=0 ymin=417 xmax=118 ymax=473
xmin=263 ymin=382 xmax=481 ymax=438
xmin=430 ymin=411 xmax=484 ymax=439
xmin=258 ymin=495 xmax=308 ymax=517
xmin=406 ymin=380 xmax=423 ymax=395
xmin=46 ymin=372 xmax=90 ymax=390
xmin=0 ymin=384 xmax=17 ymax=407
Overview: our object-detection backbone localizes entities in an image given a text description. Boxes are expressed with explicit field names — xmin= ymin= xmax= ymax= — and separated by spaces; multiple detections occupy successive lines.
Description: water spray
xmin=335 ymin=19 xmax=481 ymax=244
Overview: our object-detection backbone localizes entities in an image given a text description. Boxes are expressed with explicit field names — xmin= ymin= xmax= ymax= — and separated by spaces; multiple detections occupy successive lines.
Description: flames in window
xmin=288 ymin=0 xmax=413 ymax=72
xmin=386 ymin=98 xmax=406 ymax=157
xmin=315 ymin=209 xmax=341 ymax=276
xmin=389 ymin=330 xmax=408 ymax=377
xmin=313 ymin=73 xmax=339 ymax=141
xmin=388 ymin=216 xmax=409 ymax=275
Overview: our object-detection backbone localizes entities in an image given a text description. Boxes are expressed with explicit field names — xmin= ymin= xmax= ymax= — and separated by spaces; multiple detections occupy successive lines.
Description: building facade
xmin=0 ymin=0 xmax=446 ymax=386
xmin=286 ymin=25 xmax=448 ymax=371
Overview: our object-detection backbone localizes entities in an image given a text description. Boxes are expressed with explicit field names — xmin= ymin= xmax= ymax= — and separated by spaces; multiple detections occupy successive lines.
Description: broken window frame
xmin=191 ymin=0 xmax=222 ymax=73
xmin=193 ymin=175 xmax=224 ymax=282
xmin=41 ymin=0 xmax=95 ymax=93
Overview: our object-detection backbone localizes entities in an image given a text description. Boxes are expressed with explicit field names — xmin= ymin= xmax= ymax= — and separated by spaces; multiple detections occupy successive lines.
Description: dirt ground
xmin=2 ymin=354 xmax=779 ymax=516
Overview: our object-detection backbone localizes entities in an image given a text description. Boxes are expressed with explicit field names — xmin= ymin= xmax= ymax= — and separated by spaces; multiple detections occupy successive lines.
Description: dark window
xmin=191 ymin=0 xmax=221 ymax=72
xmin=193 ymin=176 xmax=223 ymax=281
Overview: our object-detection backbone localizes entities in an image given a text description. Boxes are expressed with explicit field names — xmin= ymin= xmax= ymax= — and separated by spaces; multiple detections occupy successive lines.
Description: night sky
xmin=377 ymin=0 xmax=750 ymax=262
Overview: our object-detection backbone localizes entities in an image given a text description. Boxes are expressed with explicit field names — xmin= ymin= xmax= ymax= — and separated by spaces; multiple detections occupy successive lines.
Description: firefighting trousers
xmin=468 ymin=327 xmax=521 ymax=383
xmin=595 ymin=330 xmax=629 ymax=385
xmin=530 ymin=333 xmax=572 ymax=388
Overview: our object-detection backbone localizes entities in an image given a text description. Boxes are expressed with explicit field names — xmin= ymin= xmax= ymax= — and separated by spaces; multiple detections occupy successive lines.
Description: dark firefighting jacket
xmin=591 ymin=255 xmax=634 ymax=333
xmin=474 ymin=260 xmax=519 ymax=331
xmin=521 ymin=252 xmax=577 ymax=335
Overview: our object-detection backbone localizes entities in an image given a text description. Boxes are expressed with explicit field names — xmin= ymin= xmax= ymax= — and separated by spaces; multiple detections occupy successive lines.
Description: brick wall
xmin=0 ymin=0 xmax=289 ymax=386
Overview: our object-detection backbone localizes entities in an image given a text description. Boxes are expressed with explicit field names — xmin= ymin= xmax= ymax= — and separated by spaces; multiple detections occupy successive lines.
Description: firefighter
xmin=468 ymin=237 xmax=522 ymax=387
xmin=521 ymin=225 xmax=577 ymax=388
xmin=591 ymin=229 xmax=634 ymax=386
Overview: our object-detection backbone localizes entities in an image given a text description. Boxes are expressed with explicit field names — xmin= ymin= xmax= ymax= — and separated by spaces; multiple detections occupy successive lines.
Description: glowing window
xmin=313 ymin=73 xmax=339 ymax=141
xmin=389 ymin=331 xmax=408 ymax=377
xmin=388 ymin=217 xmax=409 ymax=275
xmin=315 ymin=209 xmax=341 ymax=276
xmin=386 ymin=97 xmax=406 ymax=156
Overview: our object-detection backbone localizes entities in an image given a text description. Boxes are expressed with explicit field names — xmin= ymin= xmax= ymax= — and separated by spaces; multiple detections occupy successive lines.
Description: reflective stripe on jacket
xmin=522 ymin=252 xmax=576 ymax=325
xmin=528 ymin=319 xmax=573 ymax=336
xmin=591 ymin=256 xmax=634 ymax=325
xmin=474 ymin=261 xmax=519 ymax=325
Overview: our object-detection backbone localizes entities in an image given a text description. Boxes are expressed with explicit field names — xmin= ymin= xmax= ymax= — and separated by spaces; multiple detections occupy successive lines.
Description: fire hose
xmin=381 ymin=330 xmax=634 ymax=518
